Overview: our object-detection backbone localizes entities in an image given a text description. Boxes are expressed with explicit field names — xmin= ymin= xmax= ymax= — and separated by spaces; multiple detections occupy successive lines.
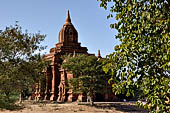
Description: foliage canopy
xmin=61 ymin=54 xmax=107 ymax=101
xmin=97 ymin=0 xmax=170 ymax=112
xmin=0 ymin=23 xmax=48 ymax=105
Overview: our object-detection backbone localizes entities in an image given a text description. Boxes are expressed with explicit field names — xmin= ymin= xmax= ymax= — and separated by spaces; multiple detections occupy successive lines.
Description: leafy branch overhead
xmin=98 ymin=0 xmax=170 ymax=112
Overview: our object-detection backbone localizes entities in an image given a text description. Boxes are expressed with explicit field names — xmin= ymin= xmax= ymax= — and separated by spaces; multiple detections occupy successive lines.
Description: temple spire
xmin=65 ymin=10 xmax=71 ymax=24
xmin=97 ymin=50 xmax=102 ymax=60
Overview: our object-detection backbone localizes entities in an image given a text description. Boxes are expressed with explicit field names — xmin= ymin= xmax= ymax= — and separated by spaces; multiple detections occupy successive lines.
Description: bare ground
xmin=0 ymin=101 xmax=147 ymax=113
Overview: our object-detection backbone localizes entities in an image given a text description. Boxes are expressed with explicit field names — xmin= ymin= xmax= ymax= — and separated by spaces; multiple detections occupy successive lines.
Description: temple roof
xmin=65 ymin=10 xmax=72 ymax=25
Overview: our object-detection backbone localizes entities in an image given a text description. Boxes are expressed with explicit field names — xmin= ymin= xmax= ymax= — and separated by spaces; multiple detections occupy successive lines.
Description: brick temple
xmin=35 ymin=10 xmax=117 ymax=102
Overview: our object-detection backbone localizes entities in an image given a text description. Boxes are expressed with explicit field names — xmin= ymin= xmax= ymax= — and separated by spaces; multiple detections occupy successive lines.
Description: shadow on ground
xmin=93 ymin=103 xmax=147 ymax=113
xmin=0 ymin=103 xmax=24 ymax=111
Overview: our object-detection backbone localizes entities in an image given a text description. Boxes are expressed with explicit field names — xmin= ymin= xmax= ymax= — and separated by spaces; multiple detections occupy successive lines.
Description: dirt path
xmin=0 ymin=101 xmax=147 ymax=113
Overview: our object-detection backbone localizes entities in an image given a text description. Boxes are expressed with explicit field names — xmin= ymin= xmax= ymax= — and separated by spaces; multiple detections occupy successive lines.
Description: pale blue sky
xmin=0 ymin=0 xmax=119 ymax=57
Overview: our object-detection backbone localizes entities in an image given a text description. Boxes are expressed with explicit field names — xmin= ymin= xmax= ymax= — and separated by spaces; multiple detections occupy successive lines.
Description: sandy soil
xmin=0 ymin=101 xmax=147 ymax=113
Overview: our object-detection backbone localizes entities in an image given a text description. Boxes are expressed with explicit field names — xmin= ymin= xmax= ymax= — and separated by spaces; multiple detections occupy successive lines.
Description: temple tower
xmin=48 ymin=10 xmax=88 ymax=54
xmin=58 ymin=10 xmax=78 ymax=45
xmin=44 ymin=10 xmax=89 ymax=101
xmin=37 ymin=10 xmax=117 ymax=102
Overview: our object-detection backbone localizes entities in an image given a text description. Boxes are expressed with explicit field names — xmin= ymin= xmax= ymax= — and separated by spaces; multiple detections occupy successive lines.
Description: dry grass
xmin=0 ymin=101 xmax=147 ymax=113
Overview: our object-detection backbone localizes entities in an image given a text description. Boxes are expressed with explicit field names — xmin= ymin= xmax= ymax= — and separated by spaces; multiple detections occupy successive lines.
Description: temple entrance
xmin=95 ymin=93 xmax=105 ymax=102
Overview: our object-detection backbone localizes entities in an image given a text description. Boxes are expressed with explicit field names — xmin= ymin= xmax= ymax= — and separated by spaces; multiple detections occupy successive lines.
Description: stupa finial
xmin=65 ymin=10 xmax=71 ymax=23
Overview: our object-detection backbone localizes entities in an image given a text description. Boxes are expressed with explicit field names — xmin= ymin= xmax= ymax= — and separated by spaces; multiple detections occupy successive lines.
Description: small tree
xmin=98 ymin=0 xmax=170 ymax=112
xmin=61 ymin=54 xmax=107 ymax=103
xmin=0 ymin=23 xmax=48 ymax=104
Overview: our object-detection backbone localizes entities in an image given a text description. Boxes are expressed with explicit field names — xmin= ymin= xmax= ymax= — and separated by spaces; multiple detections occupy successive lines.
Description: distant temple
xmin=34 ymin=10 xmax=116 ymax=102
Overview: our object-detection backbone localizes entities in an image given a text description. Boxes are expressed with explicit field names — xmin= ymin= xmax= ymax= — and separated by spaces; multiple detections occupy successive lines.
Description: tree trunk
xmin=91 ymin=90 xmax=94 ymax=106
xmin=19 ymin=91 xmax=23 ymax=104
xmin=5 ymin=91 xmax=10 ymax=102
